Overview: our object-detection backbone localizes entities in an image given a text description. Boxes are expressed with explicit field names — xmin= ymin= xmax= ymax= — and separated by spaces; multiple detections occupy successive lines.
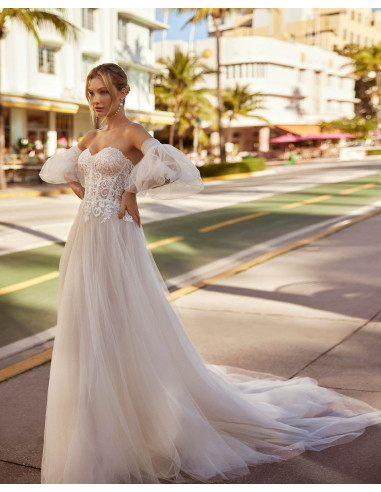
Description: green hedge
xmin=366 ymin=149 xmax=381 ymax=155
xmin=198 ymin=158 xmax=266 ymax=178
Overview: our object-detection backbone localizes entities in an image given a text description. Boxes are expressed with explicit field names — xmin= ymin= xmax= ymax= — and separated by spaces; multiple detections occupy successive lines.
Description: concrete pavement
xmin=0 ymin=213 xmax=380 ymax=483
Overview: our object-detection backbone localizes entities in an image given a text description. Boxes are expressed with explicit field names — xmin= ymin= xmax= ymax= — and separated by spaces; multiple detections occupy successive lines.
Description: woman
xmin=39 ymin=63 xmax=381 ymax=484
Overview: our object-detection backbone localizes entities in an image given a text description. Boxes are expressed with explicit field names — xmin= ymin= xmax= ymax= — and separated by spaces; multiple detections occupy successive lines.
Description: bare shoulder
xmin=77 ymin=129 xmax=98 ymax=151
xmin=125 ymin=122 xmax=153 ymax=152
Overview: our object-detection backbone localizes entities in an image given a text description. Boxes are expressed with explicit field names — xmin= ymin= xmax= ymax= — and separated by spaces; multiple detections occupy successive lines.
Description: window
xmin=350 ymin=32 xmax=354 ymax=43
xmin=358 ymin=13 xmax=361 ymax=23
xmin=56 ymin=114 xmax=73 ymax=145
xmin=257 ymin=64 xmax=266 ymax=77
xmin=82 ymin=55 xmax=97 ymax=80
xmin=327 ymin=74 xmax=333 ymax=87
xmin=298 ymin=68 xmax=306 ymax=84
xmin=357 ymin=34 xmax=361 ymax=44
xmin=351 ymin=10 xmax=355 ymax=21
xmin=343 ymin=29 xmax=347 ymax=41
xmin=118 ymin=16 xmax=128 ymax=42
xmin=82 ymin=8 xmax=95 ymax=30
xmin=3 ymin=108 xmax=10 ymax=149
xmin=38 ymin=46 xmax=55 ymax=74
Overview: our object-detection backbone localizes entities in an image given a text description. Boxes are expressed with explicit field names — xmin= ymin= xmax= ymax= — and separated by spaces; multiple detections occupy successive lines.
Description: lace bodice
xmin=39 ymin=138 xmax=204 ymax=223
xmin=78 ymin=147 xmax=135 ymax=223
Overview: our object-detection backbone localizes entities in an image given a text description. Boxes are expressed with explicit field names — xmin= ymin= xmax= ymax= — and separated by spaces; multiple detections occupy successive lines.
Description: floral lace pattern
xmin=78 ymin=147 xmax=135 ymax=224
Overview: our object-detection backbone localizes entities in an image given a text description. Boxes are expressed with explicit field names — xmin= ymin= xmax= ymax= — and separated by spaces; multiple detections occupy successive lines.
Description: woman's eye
xmin=101 ymin=91 xmax=108 ymax=94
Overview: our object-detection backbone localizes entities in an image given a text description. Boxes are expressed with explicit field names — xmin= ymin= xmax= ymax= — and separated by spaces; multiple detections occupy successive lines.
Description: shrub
xmin=366 ymin=149 xmax=381 ymax=155
xmin=198 ymin=158 xmax=266 ymax=178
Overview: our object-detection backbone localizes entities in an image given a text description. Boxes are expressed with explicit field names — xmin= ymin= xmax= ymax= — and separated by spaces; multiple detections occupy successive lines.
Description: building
xmin=154 ymin=35 xmax=356 ymax=153
xmin=210 ymin=8 xmax=381 ymax=52
xmin=1 ymin=8 xmax=172 ymax=157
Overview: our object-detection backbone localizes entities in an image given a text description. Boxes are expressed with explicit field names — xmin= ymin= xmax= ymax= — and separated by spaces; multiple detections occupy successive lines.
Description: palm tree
xmin=155 ymin=46 xmax=212 ymax=146
xmin=177 ymin=8 xmax=243 ymax=163
xmin=177 ymin=89 xmax=216 ymax=151
xmin=341 ymin=43 xmax=381 ymax=133
xmin=222 ymin=83 xmax=270 ymax=134
xmin=0 ymin=8 xmax=78 ymax=189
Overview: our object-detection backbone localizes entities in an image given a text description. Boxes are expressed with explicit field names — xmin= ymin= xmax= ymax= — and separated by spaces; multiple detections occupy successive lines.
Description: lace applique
xmin=78 ymin=147 xmax=135 ymax=224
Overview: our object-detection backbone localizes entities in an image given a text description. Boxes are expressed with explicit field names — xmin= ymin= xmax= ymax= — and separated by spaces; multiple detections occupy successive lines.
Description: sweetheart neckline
xmin=84 ymin=147 xmax=133 ymax=165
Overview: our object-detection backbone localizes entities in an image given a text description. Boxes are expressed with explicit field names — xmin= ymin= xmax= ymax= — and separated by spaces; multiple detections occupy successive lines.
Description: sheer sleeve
xmin=124 ymin=138 xmax=204 ymax=199
xmin=39 ymin=145 xmax=85 ymax=187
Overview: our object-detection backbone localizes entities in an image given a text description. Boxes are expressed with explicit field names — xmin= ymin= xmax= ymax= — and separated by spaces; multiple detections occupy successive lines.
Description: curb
xmin=1 ymin=205 xmax=380 ymax=383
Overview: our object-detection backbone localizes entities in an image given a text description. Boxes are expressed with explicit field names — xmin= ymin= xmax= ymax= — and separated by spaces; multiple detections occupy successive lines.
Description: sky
xmin=153 ymin=7 xmax=381 ymax=44
xmin=153 ymin=9 xmax=208 ymax=43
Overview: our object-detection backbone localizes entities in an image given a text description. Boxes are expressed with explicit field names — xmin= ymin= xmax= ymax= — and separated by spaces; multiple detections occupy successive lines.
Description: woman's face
xmin=88 ymin=76 xmax=118 ymax=117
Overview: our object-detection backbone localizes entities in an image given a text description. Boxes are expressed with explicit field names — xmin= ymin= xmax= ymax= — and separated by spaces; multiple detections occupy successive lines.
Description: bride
xmin=39 ymin=63 xmax=381 ymax=484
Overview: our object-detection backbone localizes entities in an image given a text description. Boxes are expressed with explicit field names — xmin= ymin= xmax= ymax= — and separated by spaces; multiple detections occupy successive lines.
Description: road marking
xmin=0 ymin=271 xmax=59 ymax=296
xmin=0 ymin=348 xmax=53 ymax=383
xmin=0 ymin=189 xmax=74 ymax=199
xmin=339 ymin=183 xmax=376 ymax=195
xmin=147 ymin=236 xmax=183 ymax=250
xmin=282 ymin=194 xmax=332 ymax=209
xmin=198 ymin=212 xmax=269 ymax=233
xmin=1 ymin=205 xmax=381 ymax=382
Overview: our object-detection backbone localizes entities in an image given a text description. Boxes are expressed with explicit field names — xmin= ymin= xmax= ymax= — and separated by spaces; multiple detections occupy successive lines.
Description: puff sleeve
xmin=39 ymin=145 xmax=85 ymax=187
xmin=124 ymin=138 xmax=204 ymax=199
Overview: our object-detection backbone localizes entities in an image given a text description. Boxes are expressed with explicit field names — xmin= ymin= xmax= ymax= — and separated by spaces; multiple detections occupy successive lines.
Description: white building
xmin=154 ymin=35 xmax=356 ymax=152
xmin=1 ymin=8 xmax=172 ymax=157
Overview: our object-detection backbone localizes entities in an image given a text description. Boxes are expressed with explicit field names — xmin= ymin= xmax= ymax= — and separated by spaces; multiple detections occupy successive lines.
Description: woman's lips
xmin=95 ymin=107 xmax=103 ymax=112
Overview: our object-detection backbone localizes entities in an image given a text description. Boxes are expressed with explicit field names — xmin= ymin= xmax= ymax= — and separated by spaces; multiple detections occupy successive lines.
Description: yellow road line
xmin=0 ymin=271 xmax=59 ymax=296
xmin=199 ymin=212 xmax=269 ymax=233
xmin=339 ymin=183 xmax=375 ymax=195
xmin=2 ymin=206 xmax=381 ymax=383
xmin=147 ymin=236 xmax=183 ymax=250
xmin=0 ymin=348 xmax=53 ymax=383
xmin=282 ymin=194 xmax=332 ymax=209
xmin=202 ymin=172 xmax=254 ymax=181
xmin=0 ymin=189 xmax=73 ymax=199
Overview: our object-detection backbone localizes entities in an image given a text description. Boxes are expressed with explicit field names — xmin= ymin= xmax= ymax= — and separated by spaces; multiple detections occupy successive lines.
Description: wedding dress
xmin=39 ymin=138 xmax=381 ymax=484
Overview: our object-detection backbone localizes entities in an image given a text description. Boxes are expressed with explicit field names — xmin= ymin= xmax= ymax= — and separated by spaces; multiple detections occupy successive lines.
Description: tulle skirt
xmin=41 ymin=207 xmax=381 ymax=484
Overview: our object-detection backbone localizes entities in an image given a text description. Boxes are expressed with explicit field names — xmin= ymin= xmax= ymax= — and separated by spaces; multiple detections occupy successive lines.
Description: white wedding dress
xmin=39 ymin=138 xmax=381 ymax=484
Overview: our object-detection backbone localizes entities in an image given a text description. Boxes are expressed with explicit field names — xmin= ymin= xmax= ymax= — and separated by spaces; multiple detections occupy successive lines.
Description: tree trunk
xmin=214 ymin=16 xmax=226 ymax=163
xmin=169 ymin=103 xmax=179 ymax=146
xmin=0 ymin=37 xmax=7 ymax=190
xmin=376 ymin=70 xmax=381 ymax=138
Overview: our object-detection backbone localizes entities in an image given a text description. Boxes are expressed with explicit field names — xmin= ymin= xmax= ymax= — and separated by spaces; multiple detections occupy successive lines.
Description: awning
xmin=2 ymin=94 xmax=79 ymax=114
xmin=117 ymin=10 xmax=169 ymax=31
xmin=125 ymin=109 xmax=174 ymax=125
xmin=277 ymin=125 xmax=321 ymax=136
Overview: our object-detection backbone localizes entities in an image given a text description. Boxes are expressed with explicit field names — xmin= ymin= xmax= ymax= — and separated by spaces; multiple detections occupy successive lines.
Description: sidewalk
xmin=0 ymin=213 xmax=380 ymax=484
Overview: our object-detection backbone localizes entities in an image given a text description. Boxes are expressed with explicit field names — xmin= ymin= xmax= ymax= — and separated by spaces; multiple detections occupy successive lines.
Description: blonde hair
xmin=85 ymin=63 xmax=131 ymax=128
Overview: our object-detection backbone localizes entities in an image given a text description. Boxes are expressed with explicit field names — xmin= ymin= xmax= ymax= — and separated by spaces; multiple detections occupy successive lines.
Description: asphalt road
xmin=1 ymin=158 xmax=381 ymax=352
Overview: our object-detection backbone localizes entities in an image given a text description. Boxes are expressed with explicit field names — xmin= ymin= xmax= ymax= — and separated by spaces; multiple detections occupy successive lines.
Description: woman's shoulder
xmin=77 ymin=130 xmax=99 ymax=151
xmin=124 ymin=122 xmax=154 ymax=152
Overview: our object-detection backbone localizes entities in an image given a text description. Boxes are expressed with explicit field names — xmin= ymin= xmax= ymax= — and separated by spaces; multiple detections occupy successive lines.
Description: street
xmin=1 ymin=159 xmax=381 ymax=355
xmin=0 ymin=189 xmax=380 ymax=484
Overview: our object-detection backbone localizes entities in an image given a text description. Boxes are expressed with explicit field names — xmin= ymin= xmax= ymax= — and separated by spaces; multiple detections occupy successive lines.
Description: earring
xmin=95 ymin=115 xmax=99 ymax=129
xmin=120 ymin=99 xmax=123 ymax=106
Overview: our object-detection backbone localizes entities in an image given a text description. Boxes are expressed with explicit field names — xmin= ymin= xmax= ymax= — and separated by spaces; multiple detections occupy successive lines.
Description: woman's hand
xmin=119 ymin=191 xmax=141 ymax=227
xmin=69 ymin=181 xmax=85 ymax=200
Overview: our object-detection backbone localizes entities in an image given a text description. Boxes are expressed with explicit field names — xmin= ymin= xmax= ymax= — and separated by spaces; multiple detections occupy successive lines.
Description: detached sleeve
xmin=124 ymin=138 xmax=204 ymax=199
xmin=39 ymin=145 xmax=85 ymax=187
